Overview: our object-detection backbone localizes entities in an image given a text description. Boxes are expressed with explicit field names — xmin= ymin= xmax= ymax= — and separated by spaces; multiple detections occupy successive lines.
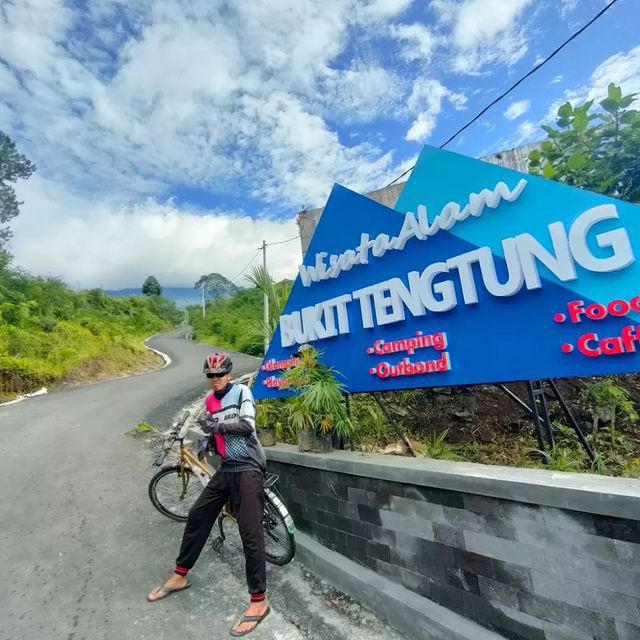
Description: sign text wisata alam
xmin=278 ymin=180 xmax=633 ymax=348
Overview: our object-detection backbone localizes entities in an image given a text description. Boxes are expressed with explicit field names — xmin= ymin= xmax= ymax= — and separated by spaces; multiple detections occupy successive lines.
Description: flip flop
xmin=229 ymin=607 xmax=271 ymax=637
xmin=146 ymin=581 xmax=191 ymax=602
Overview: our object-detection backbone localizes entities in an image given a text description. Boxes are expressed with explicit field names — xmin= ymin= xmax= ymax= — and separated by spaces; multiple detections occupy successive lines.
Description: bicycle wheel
xmin=263 ymin=493 xmax=296 ymax=566
xmin=148 ymin=465 xmax=202 ymax=522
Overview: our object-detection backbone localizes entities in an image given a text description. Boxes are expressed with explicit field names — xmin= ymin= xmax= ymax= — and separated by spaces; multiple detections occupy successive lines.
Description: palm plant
xmin=244 ymin=265 xmax=290 ymax=354
xmin=417 ymin=429 xmax=459 ymax=460
xmin=282 ymin=346 xmax=354 ymax=441
xmin=531 ymin=445 xmax=583 ymax=472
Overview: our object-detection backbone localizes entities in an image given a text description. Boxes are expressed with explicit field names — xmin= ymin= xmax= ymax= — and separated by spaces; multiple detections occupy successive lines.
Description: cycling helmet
xmin=204 ymin=352 xmax=233 ymax=375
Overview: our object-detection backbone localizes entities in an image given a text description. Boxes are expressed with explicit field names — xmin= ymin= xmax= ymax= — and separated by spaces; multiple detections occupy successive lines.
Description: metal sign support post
xmin=496 ymin=380 xmax=595 ymax=463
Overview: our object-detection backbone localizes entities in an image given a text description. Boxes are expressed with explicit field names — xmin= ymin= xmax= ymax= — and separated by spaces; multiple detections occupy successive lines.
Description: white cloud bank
xmin=10 ymin=176 xmax=300 ymax=289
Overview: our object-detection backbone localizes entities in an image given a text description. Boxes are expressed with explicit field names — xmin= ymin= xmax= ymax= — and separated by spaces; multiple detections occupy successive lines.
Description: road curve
xmin=0 ymin=329 xmax=283 ymax=640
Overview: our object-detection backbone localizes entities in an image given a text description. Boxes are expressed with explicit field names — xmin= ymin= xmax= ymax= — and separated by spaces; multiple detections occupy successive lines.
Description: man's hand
xmin=199 ymin=412 xmax=221 ymax=435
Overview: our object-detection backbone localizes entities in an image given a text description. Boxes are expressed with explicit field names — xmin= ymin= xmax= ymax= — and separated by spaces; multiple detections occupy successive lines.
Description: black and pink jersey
xmin=204 ymin=383 xmax=266 ymax=473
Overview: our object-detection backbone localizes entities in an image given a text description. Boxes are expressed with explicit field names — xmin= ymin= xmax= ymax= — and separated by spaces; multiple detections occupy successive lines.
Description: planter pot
xmin=258 ymin=426 xmax=276 ymax=447
xmin=298 ymin=428 xmax=314 ymax=452
xmin=311 ymin=432 xmax=333 ymax=453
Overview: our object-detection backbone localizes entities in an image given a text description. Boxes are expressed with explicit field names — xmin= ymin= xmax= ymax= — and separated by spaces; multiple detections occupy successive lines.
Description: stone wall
xmin=267 ymin=446 xmax=640 ymax=640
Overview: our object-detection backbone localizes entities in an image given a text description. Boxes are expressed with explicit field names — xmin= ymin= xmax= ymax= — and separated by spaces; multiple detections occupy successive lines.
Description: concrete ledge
xmin=296 ymin=531 xmax=505 ymax=640
xmin=266 ymin=445 xmax=640 ymax=520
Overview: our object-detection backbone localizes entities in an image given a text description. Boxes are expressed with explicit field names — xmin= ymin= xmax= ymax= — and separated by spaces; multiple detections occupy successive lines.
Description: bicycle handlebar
xmin=153 ymin=410 xmax=192 ymax=466
xmin=175 ymin=410 xmax=192 ymax=439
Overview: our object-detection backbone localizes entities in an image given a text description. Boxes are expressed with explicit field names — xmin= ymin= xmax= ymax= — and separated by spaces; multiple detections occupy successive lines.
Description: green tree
xmin=193 ymin=272 xmax=239 ymax=299
xmin=529 ymin=83 xmax=640 ymax=201
xmin=0 ymin=130 xmax=36 ymax=247
xmin=142 ymin=275 xmax=162 ymax=296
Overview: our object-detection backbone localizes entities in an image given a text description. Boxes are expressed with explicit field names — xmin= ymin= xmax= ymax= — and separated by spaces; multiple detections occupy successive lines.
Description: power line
xmin=229 ymin=249 xmax=261 ymax=283
xmin=265 ymin=234 xmax=300 ymax=247
xmin=225 ymin=235 xmax=300 ymax=286
xmin=384 ymin=0 xmax=621 ymax=188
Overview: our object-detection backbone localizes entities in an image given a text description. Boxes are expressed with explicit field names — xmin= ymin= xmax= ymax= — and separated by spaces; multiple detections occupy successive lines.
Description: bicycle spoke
xmin=154 ymin=471 xmax=201 ymax=518
xmin=263 ymin=501 xmax=290 ymax=560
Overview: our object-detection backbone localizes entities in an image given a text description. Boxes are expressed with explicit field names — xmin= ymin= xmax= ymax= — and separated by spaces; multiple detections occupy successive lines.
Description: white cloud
xmin=515 ymin=120 xmax=539 ymax=144
xmin=390 ymin=23 xmax=437 ymax=62
xmin=0 ymin=0 xmax=436 ymax=287
xmin=0 ymin=0 xmax=409 ymax=211
xmin=545 ymin=45 xmax=640 ymax=121
xmin=586 ymin=45 xmax=640 ymax=98
xmin=448 ymin=0 xmax=532 ymax=48
xmin=9 ymin=176 xmax=301 ymax=289
xmin=481 ymin=121 xmax=497 ymax=133
xmin=551 ymin=75 xmax=563 ymax=84
xmin=320 ymin=62 xmax=405 ymax=123
xmin=560 ymin=0 xmax=578 ymax=19
xmin=356 ymin=0 xmax=415 ymax=20
xmin=405 ymin=79 xmax=467 ymax=142
xmin=433 ymin=0 xmax=534 ymax=73
xmin=504 ymin=99 xmax=531 ymax=120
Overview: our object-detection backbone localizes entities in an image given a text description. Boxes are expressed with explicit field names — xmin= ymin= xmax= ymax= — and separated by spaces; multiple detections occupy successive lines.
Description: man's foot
xmin=147 ymin=573 xmax=190 ymax=602
xmin=230 ymin=601 xmax=270 ymax=636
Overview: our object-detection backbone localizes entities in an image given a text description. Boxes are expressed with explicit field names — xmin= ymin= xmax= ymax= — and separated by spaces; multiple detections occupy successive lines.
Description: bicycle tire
xmin=263 ymin=493 xmax=296 ymax=566
xmin=148 ymin=465 xmax=201 ymax=522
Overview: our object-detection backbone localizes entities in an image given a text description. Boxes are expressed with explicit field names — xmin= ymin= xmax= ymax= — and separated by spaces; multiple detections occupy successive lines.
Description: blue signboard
xmin=253 ymin=146 xmax=640 ymax=399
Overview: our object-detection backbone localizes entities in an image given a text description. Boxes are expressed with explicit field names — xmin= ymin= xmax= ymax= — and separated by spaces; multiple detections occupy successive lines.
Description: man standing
xmin=148 ymin=353 xmax=269 ymax=637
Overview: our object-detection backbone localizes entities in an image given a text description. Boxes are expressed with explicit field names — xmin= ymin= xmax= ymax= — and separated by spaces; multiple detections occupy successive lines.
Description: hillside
xmin=0 ymin=257 xmax=181 ymax=401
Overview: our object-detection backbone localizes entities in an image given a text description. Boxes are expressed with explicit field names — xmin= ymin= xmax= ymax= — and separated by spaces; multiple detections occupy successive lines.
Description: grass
xmin=0 ymin=259 xmax=180 ymax=400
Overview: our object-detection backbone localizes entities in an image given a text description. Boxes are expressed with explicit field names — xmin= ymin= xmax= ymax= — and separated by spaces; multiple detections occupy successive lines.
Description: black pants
xmin=175 ymin=470 xmax=266 ymax=598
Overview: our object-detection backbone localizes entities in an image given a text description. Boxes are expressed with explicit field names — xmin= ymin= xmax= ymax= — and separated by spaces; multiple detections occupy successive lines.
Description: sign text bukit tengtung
xmin=253 ymin=146 xmax=640 ymax=399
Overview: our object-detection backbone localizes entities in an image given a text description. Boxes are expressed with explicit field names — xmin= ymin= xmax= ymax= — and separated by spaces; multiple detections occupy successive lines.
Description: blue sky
xmin=0 ymin=0 xmax=638 ymax=288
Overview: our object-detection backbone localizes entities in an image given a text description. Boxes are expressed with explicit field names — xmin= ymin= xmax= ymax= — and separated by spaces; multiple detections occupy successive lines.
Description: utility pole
xmin=201 ymin=283 xmax=206 ymax=318
xmin=260 ymin=240 xmax=269 ymax=352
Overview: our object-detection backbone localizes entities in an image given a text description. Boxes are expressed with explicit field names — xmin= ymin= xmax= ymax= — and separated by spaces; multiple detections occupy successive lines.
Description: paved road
xmin=0 ymin=328 xmax=404 ymax=640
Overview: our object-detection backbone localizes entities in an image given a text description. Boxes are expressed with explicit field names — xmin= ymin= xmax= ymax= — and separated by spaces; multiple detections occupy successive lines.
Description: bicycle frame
xmin=178 ymin=442 xmax=212 ymax=488
xmin=156 ymin=412 xmax=295 ymax=535
xmin=172 ymin=438 xmax=240 ymax=520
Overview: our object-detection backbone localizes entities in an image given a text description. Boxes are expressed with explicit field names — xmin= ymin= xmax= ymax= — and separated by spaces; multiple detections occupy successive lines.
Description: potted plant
xmin=283 ymin=345 xmax=353 ymax=452
xmin=254 ymin=398 xmax=280 ymax=447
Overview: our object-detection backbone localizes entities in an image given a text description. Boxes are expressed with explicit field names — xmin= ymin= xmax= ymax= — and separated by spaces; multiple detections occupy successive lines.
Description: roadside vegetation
xmin=0 ymin=257 xmax=180 ymax=401
xmin=188 ymin=269 xmax=291 ymax=357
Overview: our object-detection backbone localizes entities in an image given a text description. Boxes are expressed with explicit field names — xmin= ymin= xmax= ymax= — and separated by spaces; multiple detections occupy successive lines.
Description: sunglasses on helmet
xmin=206 ymin=371 xmax=228 ymax=379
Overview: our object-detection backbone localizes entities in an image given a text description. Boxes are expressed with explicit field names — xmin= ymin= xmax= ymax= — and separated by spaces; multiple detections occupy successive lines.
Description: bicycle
xmin=148 ymin=411 xmax=296 ymax=566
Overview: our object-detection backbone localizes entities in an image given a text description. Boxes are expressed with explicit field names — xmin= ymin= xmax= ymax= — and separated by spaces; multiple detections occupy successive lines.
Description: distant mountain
xmin=106 ymin=275 xmax=240 ymax=310
xmin=106 ymin=287 xmax=203 ymax=310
